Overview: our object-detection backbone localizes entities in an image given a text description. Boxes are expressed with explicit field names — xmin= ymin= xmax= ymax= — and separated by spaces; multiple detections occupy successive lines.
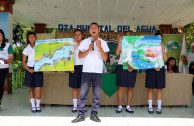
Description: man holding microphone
xmin=72 ymin=22 xmax=109 ymax=123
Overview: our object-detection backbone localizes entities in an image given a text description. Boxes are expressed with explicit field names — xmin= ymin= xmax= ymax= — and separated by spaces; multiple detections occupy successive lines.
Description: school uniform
xmin=0 ymin=43 xmax=14 ymax=104
xmin=22 ymin=44 xmax=43 ymax=88
xmin=145 ymin=47 xmax=167 ymax=89
xmin=116 ymin=45 xmax=137 ymax=87
xmin=69 ymin=42 xmax=84 ymax=88
xmin=78 ymin=37 xmax=109 ymax=116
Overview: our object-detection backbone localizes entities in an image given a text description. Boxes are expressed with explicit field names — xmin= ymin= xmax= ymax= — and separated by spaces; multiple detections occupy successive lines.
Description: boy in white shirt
xmin=72 ymin=22 xmax=109 ymax=123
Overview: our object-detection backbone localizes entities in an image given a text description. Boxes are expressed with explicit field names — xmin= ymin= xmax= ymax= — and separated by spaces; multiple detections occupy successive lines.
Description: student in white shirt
xmin=115 ymin=31 xmax=137 ymax=114
xmin=0 ymin=29 xmax=14 ymax=109
xmin=69 ymin=29 xmax=85 ymax=112
xmin=146 ymin=32 xmax=168 ymax=114
xmin=72 ymin=22 xmax=109 ymax=123
xmin=22 ymin=32 xmax=43 ymax=113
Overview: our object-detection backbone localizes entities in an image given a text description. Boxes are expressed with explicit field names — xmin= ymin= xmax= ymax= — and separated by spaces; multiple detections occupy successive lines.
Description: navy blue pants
xmin=78 ymin=72 xmax=102 ymax=116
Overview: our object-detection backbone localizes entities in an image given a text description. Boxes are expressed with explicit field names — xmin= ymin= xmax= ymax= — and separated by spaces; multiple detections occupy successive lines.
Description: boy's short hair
xmin=90 ymin=22 xmax=99 ymax=28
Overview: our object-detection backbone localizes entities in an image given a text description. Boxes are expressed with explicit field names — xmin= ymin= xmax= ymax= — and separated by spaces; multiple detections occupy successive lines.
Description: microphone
xmin=91 ymin=37 xmax=94 ymax=51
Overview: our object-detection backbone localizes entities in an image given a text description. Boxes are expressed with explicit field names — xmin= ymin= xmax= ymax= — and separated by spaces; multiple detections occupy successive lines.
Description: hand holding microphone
xmin=91 ymin=37 xmax=94 ymax=51
xmin=89 ymin=43 xmax=94 ymax=52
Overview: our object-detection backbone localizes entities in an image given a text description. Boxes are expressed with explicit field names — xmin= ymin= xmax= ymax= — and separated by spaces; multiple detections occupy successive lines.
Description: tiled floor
xmin=0 ymin=87 xmax=194 ymax=126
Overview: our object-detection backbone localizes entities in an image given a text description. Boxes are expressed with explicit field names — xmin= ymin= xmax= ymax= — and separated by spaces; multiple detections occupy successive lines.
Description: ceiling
xmin=13 ymin=0 xmax=194 ymax=28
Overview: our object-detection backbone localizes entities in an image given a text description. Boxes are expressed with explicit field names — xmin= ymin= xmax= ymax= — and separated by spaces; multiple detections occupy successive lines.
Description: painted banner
xmin=163 ymin=34 xmax=183 ymax=66
xmin=122 ymin=35 xmax=163 ymax=69
xmin=34 ymin=38 xmax=74 ymax=71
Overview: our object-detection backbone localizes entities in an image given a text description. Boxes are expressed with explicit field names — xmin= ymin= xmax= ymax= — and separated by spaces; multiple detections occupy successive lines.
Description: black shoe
xmin=72 ymin=107 xmax=77 ymax=113
xmin=71 ymin=115 xmax=85 ymax=123
xmin=90 ymin=114 xmax=101 ymax=122
xmin=148 ymin=108 xmax=154 ymax=114
xmin=36 ymin=107 xmax=41 ymax=112
xmin=31 ymin=107 xmax=36 ymax=113
xmin=116 ymin=108 xmax=122 ymax=113
xmin=126 ymin=108 xmax=134 ymax=113
xmin=156 ymin=108 xmax=162 ymax=114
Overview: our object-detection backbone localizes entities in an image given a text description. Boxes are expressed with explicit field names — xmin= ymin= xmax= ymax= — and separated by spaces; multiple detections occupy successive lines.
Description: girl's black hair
xmin=74 ymin=29 xmax=84 ymax=36
xmin=74 ymin=29 xmax=84 ymax=40
xmin=167 ymin=57 xmax=178 ymax=73
xmin=154 ymin=32 xmax=163 ymax=37
xmin=0 ymin=29 xmax=6 ymax=50
xmin=26 ymin=31 xmax=37 ymax=44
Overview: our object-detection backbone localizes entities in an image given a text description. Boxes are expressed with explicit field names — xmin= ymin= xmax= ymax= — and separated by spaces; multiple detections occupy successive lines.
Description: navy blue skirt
xmin=116 ymin=65 xmax=137 ymax=87
xmin=69 ymin=65 xmax=83 ymax=88
xmin=24 ymin=67 xmax=43 ymax=88
xmin=145 ymin=66 xmax=165 ymax=89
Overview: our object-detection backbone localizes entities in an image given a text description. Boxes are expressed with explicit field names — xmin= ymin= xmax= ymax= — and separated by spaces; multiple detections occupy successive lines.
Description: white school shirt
xmin=73 ymin=42 xmax=84 ymax=65
xmin=118 ymin=44 xmax=123 ymax=65
xmin=188 ymin=52 xmax=194 ymax=63
xmin=22 ymin=44 xmax=35 ymax=67
xmin=0 ymin=43 xmax=14 ymax=69
xmin=78 ymin=37 xmax=110 ymax=73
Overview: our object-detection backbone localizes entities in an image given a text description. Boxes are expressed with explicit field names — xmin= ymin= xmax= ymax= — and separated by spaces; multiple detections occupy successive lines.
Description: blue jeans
xmin=78 ymin=72 xmax=102 ymax=116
